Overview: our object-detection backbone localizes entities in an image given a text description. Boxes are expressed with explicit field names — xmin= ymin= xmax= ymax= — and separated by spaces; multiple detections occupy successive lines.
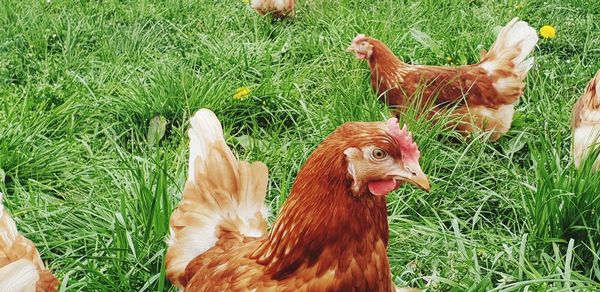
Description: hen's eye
xmin=370 ymin=148 xmax=388 ymax=160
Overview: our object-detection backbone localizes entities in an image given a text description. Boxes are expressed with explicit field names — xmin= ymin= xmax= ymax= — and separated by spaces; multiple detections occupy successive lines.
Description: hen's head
xmin=325 ymin=118 xmax=429 ymax=196
xmin=347 ymin=34 xmax=374 ymax=60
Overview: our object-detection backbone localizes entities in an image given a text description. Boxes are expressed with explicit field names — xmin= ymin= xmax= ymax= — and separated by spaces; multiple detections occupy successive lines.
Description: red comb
xmin=352 ymin=33 xmax=368 ymax=44
xmin=387 ymin=118 xmax=420 ymax=163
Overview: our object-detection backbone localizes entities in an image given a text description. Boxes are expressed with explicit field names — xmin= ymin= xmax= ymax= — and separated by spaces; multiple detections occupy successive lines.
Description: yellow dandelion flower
xmin=539 ymin=25 xmax=556 ymax=39
xmin=233 ymin=87 xmax=251 ymax=100
xmin=242 ymin=0 xmax=250 ymax=4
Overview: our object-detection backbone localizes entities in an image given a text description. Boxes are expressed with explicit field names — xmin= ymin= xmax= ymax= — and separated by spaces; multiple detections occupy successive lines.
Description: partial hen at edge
xmin=572 ymin=70 xmax=600 ymax=170
xmin=0 ymin=193 xmax=59 ymax=292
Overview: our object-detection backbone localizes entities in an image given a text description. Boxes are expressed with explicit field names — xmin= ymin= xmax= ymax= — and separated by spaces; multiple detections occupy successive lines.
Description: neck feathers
xmin=251 ymin=139 xmax=390 ymax=282
xmin=368 ymin=39 xmax=406 ymax=84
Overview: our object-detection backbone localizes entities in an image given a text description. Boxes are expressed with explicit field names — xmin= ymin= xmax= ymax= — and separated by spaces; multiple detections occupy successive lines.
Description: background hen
xmin=348 ymin=18 xmax=539 ymax=141
xmin=249 ymin=0 xmax=295 ymax=18
xmin=0 ymin=193 xmax=59 ymax=292
xmin=572 ymin=70 xmax=600 ymax=170
xmin=165 ymin=109 xmax=429 ymax=291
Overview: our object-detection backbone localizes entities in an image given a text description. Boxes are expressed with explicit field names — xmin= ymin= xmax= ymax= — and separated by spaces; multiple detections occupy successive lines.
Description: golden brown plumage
xmin=348 ymin=18 xmax=539 ymax=141
xmin=0 ymin=193 xmax=59 ymax=292
xmin=249 ymin=0 xmax=295 ymax=18
xmin=572 ymin=70 xmax=600 ymax=170
xmin=166 ymin=109 xmax=429 ymax=291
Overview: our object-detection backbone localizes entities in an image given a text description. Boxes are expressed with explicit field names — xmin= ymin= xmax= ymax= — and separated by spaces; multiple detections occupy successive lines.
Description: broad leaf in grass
xmin=147 ymin=115 xmax=167 ymax=147
xmin=410 ymin=28 xmax=444 ymax=59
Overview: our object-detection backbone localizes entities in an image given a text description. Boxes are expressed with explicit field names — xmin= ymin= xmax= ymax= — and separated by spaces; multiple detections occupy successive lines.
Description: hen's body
xmin=369 ymin=56 xmax=501 ymax=107
xmin=371 ymin=59 xmax=517 ymax=141
xmin=572 ymin=70 xmax=600 ymax=170
xmin=351 ymin=18 xmax=538 ymax=141
xmin=184 ymin=192 xmax=390 ymax=291
xmin=166 ymin=110 xmax=429 ymax=291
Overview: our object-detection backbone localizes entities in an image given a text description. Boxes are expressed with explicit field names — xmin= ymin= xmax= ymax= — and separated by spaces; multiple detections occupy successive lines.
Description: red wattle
xmin=368 ymin=179 xmax=397 ymax=196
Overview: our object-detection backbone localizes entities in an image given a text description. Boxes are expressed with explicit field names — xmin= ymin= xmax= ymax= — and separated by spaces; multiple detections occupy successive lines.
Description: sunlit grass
xmin=0 ymin=0 xmax=599 ymax=290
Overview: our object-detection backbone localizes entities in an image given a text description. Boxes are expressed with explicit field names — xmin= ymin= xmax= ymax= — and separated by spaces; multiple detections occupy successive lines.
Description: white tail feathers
xmin=480 ymin=18 xmax=538 ymax=102
xmin=572 ymin=71 xmax=600 ymax=170
xmin=482 ymin=17 xmax=538 ymax=75
xmin=166 ymin=109 xmax=269 ymax=288
xmin=187 ymin=109 xmax=225 ymax=183
xmin=0 ymin=259 xmax=39 ymax=292
xmin=0 ymin=193 xmax=58 ymax=292
xmin=576 ymin=70 xmax=600 ymax=119
xmin=588 ymin=70 xmax=600 ymax=106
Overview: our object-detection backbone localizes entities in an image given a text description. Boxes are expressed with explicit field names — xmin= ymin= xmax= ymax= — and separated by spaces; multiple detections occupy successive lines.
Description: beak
xmin=346 ymin=44 xmax=356 ymax=53
xmin=407 ymin=171 xmax=430 ymax=192
xmin=391 ymin=164 xmax=430 ymax=192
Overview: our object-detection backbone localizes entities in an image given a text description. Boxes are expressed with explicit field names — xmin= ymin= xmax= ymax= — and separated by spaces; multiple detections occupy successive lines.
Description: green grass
xmin=1 ymin=0 xmax=599 ymax=290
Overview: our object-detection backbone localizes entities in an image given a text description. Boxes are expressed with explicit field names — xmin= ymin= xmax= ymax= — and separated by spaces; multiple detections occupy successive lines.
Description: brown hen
xmin=348 ymin=18 xmax=539 ymax=141
xmin=165 ymin=109 xmax=430 ymax=291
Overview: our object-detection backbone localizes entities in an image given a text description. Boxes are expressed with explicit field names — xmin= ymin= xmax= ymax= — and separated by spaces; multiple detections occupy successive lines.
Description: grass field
xmin=1 ymin=0 xmax=600 ymax=290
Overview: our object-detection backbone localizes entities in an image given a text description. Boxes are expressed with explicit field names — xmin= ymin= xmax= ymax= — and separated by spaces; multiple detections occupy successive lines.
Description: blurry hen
xmin=348 ymin=18 xmax=538 ymax=141
xmin=0 ymin=193 xmax=59 ymax=292
xmin=572 ymin=70 xmax=600 ymax=170
xmin=166 ymin=109 xmax=429 ymax=291
xmin=249 ymin=0 xmax=295 ymax=18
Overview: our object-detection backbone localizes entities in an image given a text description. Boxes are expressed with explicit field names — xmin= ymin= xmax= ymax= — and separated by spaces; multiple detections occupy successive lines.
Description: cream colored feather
xmin=572 ymin=70 xmax=600 ymax=170
xmin=165 ymin=109 xmax=269 ymax=288
xmin=0 ymin=193 xmax=58 ymax=292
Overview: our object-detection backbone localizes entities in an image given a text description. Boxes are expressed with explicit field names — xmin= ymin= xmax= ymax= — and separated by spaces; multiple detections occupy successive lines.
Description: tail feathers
xmin=187 ymin=109 xmax=225 ymax=183
xmin=572 ymin=70 xmax=600 ymax=130
xmin=166 ymin=109 xmax=269 ymax=288
xmin=0 ymin=193 xmax=59 ymax=292
xmin=483 ymin=17 xmax=538 ymax=74
xmin=583 ymin=70 xmax=600 ymax=109
xmin=573 ymin=70 xmax=600 ymax=127
xmin=572 ymin=71 xmax=600 ymax=170
xmin=480 ymin=18 xmax=538 ymax=102
xmin=0 ymin=259 xmax=38 ymax=292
